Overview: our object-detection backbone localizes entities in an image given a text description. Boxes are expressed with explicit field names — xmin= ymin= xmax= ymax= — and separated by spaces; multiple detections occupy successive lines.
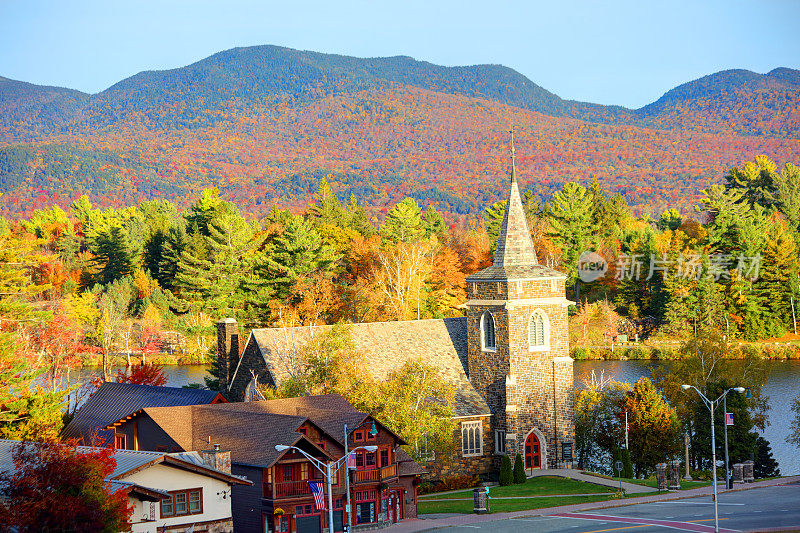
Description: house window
xmin=161 ymin=488 xmax=203 ymax=517
xmin=355 ymin=452 xmax=364 ymax=468
xmin=115 ymin=433 xmax=126 ymax=449
xmin=495 ymin=430 xmax=507 ymax=455
xmin=298 ymin=426 xmax=307 ymax=435
xmin=161 ymin=495 xmax=174 ymax=517
xmin=175 ymin=492 xmax=187 ymax=515
xmin=354 ymin=430 xmax=364 ymax=442
xmin=380 ymin=449 xmax=389 ymax=467
xmin=461 ymin=421 xmax=483 ymax=457
xmin=282 ymin=465 xmax=293 ymax=481
xmin=529 ymin=310 xmax=549 ymax=350
xmin=365 ymin=451 xmax=376 ymax=468
xmin=551 ymin=278 xmax=559 ymax=292
xmin=481 ymin=312 xmax=496 ymax=351
xmin=188 ymin=490 xmax=201 ymax=513
xmin=301 ymin=463 xmax=309 ymax=480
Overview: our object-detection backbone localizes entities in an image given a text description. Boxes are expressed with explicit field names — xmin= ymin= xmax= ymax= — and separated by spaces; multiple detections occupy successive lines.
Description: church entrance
xmin=524 ymin=432 xmax=541 ymax=469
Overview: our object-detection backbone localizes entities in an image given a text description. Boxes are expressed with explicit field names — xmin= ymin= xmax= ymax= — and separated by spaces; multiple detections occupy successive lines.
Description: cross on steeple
xmin=510 ymin=128 xmax=517 ymax=183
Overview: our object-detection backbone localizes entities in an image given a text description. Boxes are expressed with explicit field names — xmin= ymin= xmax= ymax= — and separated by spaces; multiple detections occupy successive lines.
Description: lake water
xmin=574 ymin=360 xmax=800 ymax=476
xmin=71 ymin=361 xmax=800 ymax=475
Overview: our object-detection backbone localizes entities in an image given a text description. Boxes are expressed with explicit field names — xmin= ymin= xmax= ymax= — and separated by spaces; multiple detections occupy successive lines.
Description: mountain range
xmin=1 ymin=45 xmax=799 ymax=217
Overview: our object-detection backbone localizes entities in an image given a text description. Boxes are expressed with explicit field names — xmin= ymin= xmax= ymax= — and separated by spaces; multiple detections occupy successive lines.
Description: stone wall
xmin=465 ymin=276 xmax=574 ymax=470
xmin=420 ymin=415 xmax=494 ymax=481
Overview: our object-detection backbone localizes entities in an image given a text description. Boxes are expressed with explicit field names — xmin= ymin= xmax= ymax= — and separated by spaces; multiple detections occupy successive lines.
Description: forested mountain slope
xmin=0 ymin=45 xmax=798 ymax=218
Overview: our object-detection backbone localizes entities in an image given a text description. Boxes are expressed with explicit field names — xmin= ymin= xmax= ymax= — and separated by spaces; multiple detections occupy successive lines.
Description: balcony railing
xmin=264 ymin=480 xmax=313 ymax=499
xmin=352 ymin=463 xmax=398 ymax=484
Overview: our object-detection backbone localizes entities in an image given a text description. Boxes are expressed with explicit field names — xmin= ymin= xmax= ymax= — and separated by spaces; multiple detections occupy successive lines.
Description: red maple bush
xmin=0 ymin=439 xmax=132 ymax=532
xmin=114 ymin=363 xmax=168 ymax=387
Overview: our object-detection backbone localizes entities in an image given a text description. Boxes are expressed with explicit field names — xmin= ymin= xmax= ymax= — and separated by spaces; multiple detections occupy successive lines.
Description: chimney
xmin=201 ymin=443 xmax=231 ymax=474
xmin=217 ymin=318 xmax=239 ymax=392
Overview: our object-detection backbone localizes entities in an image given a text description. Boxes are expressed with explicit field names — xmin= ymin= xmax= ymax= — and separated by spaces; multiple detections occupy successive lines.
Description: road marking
xmin=578 ymin=519 xmax=725 ymax=533
xmin=547 ymin=512 xmax=738 ymax=533
xmin=649 ymin=501 xmax=745 ymax=506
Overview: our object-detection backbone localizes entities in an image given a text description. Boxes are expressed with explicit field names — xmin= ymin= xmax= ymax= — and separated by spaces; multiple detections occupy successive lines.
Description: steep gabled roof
xmin=62 ymin=382 xmax=224 ymax=443
xmin=240 ymin=318 xmax=490 ymax=417
xmin=467 ymin=142 xmax=565 ymax=282
xmin=115 ymin=405 xmax=332 ymax=468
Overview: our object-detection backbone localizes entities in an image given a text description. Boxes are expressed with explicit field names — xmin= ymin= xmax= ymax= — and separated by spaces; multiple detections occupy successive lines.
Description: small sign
xmin=561 ymin=442 xmax=573 ymax=462
xmin=725 ymin=412 xmax=734 ymax=426
xmin=615 ymin=461 xmax=623 ymax=473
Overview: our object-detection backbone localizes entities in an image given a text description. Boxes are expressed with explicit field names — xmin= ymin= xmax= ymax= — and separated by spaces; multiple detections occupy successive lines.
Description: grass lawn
xmin=418 ymin=476 xmax=612 ymax=501
xmin=418 ymin=494 xmax=614 ymax=514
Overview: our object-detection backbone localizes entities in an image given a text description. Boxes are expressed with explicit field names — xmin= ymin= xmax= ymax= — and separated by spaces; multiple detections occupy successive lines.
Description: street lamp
xmin=682 ymin=384 xmax=745 ymax=533
xmin=275 ymin=443 xmax=377 ymax=533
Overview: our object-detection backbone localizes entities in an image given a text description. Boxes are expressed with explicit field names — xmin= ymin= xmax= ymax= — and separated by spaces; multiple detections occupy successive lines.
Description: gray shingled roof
xmin=62 ymin=382 xmax=222 ymax=444
xmin=137 ymin=405 xmax=330 ymax=468
xmin=466 ymin=264 xmax=566 ymax=281
xmin=244 ymin=318 xmax=490 ymax=417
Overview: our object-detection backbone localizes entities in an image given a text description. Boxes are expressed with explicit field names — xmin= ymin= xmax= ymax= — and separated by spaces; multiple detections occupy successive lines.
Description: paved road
xmin=421 ymin=484 xmax=800 ymax=533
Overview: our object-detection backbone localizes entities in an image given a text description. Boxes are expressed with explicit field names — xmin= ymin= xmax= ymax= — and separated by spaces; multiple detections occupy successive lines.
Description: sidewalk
xmin=527 ymin=468 xmax=657 ymax=494
xmin=390 ymin=475 xmax=800 ymax=533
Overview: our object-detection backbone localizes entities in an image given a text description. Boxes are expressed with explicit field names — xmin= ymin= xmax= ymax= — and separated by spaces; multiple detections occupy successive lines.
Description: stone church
xmin=218 ymin=146 xmax=575 ymax=479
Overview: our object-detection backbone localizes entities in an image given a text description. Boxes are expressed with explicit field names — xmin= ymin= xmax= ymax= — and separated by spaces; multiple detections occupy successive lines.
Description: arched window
xmin=481 ymin=312 xmax=496 ymax=351
xmin=529 ymin=310 xmax=549 ymax=350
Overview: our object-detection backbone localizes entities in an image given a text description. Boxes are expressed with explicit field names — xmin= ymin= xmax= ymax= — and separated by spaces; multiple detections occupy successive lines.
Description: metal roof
xmin=62 ymin=382 xmax=223 ymax=444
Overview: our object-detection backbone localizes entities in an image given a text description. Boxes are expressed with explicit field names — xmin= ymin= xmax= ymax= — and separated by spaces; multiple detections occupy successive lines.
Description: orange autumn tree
xmin=0 ymin=439 xmax=132 ymax=532
xmin=621 ymin=377 xmax=681 ymax=477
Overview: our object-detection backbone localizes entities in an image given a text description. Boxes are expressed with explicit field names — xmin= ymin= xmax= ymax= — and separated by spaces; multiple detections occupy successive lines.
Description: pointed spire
xmin=492 ymin=129 xmax=538 ymax=267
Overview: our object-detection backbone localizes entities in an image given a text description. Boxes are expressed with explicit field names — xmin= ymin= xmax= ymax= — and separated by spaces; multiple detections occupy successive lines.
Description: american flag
xmin=725 ymin=412 xmax=734 ymax=426
xmin=309 ymin=481 xmax=326 ymax=510
xmin=346 ymin=452 xmax=357 ymax=469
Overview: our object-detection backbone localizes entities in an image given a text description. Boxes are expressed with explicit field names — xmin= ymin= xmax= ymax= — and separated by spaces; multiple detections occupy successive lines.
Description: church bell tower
xmin=465 ymin=132 xmax=574 ymax=470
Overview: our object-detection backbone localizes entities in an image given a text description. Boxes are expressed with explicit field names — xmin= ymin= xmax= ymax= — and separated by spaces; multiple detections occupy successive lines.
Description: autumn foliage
xmin=0 ymin=439 xmax=132 ymax=532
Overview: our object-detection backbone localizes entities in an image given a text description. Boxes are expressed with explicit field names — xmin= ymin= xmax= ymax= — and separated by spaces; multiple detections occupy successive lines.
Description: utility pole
xmin=723 ymin=395 xmax=731 ymax=489
xmin=344 ymin=423 xmax=352 ymax=532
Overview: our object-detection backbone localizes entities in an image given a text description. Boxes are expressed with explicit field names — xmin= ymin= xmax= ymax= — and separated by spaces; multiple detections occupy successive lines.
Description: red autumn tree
xmin=0 ymin=439 xmax=132 ymax=532
xmin=114 ymin=363 xmax=167 ymax=387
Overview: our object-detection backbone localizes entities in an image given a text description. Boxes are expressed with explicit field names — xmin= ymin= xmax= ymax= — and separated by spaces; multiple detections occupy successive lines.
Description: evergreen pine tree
xmin=380 ymin=198 xmax=426 ymax=243
xmin=422 ymin=204 xmax=446 ymax=239
xmin=308 ymin=178 xmax=344 ymax=226
xmin=91 ymin=226 xmax=134 ymax=287
xmin=499 ymin=454 xmax=513 ymax=486
xmin=754 ymin=436 xmax=780 ymax=478
xmin=513 ymin=453 xmax=526 ymax=484
xmin=545 ymin=182 xmax=599 ymax=286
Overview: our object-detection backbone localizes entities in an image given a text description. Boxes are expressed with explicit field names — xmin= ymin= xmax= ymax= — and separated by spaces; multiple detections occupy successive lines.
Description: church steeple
xmin=492 ymin=130 xmax=538 ymax=267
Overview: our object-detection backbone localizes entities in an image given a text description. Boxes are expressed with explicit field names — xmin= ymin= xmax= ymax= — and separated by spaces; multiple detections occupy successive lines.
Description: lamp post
xmin=682 ymin=385 xmax=745 ymax=533
xmin=275 ymin=443 xmax=377 ymax=533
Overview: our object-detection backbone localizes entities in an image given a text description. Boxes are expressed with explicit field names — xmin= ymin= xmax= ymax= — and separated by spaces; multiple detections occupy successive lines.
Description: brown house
xmin=221 ymin=144 xmax=575 ymax=479
xmin=105 ymin=394 xmax=423 ymax=533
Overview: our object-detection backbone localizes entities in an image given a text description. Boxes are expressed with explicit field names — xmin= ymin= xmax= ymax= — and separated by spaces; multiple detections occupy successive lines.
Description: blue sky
xmin=1 ymin=0 xmax=798 ymax=109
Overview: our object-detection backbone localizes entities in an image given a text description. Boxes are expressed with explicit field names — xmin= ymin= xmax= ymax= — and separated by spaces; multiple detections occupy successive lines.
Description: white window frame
xmin=529 ymin=310 xmax=550 ymax=352
xmin=416 ymin=434 xmax=435 ymax=462
xmin=494 ymin=429 xmax=507 ymax=455
xmin=461 ymin=421 xmax=483 ymax=457
xmin=481 ymin=312 xmax=496 ymax=352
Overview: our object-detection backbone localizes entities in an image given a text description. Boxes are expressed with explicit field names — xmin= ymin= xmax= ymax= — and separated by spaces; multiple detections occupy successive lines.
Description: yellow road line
xmin=579 ymin=517 xmax=727 ymax=533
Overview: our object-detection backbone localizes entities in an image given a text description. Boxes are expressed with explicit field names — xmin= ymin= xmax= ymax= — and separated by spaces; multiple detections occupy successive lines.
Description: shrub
xmin=499 ymin=454 xmax=513 ymax=486
xmin=572 ymin=347 xmax=589 ymax=360
xmin=513 ymin=453 xmax=526 ymax=484
xmin=418 ymin=474 xmax=481 ymax=494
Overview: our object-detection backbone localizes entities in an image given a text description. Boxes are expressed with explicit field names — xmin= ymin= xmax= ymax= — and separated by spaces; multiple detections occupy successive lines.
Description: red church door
xmin=524 ymin=432 xmax=541 ymax=469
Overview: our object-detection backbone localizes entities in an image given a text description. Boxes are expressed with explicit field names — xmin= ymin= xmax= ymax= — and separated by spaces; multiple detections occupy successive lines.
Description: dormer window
xmin=481 ymin=312 xmax=496 ymax=351
xmin=529 ymin=310 xmax=549 ymax=351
